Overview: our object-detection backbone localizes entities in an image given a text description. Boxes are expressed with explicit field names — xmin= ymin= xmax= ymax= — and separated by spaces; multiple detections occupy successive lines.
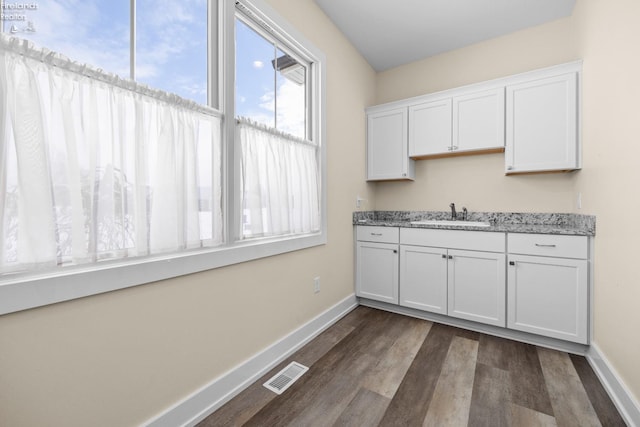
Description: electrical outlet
xmin=313 ymin=277 xmax=320 ymax=293
xmin=577 ymin=192 xmax=582 ymax=210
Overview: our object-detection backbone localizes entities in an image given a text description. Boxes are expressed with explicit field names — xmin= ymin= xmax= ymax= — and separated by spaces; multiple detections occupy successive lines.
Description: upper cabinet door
xmin=367 ymin=107 xmax=415 ymax=181
xmin=453 ymin=87 xmax=505 ymax=153
xmin=408 ymin=98 xmax=452 ymax=157
xmin=505 ymin=72 xmax=579 ymax=174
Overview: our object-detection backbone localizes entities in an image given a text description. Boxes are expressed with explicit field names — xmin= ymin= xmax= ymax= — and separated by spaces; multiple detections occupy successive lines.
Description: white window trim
xmin=0 ymin=0 xmax=327 ymax=315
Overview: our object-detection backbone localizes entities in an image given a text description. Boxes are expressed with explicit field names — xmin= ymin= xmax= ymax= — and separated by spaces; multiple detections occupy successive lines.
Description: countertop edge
xmin=352 ymin=211 xmax=596 ymax=237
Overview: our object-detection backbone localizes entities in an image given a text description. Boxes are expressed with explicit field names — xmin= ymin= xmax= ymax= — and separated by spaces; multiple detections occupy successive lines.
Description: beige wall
xmin=0 ymin=1 xmax=376 ymax=426
xmin=3 ymin=1 xmax=640 ymax=425
xmin=373 ymin=10 xmax=582 ymax=213
xmin=374 ymin=0 xmax=640 ymax=406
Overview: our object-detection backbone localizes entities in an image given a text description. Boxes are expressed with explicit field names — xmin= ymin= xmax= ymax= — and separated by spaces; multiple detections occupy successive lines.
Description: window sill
xmin=0 ymin=232 xmax=326 ymax=315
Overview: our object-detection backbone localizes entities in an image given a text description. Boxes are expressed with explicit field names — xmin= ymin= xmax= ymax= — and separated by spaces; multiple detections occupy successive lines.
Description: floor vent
xmin=263 ymin=362 xmax=309 ymax=395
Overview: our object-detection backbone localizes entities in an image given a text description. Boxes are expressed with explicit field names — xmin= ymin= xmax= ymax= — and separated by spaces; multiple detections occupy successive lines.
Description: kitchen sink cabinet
xmin=399 ymin=228 xmax=506 ymax=327
xmin=399 ymin=245 xmax=448 ymax=314
xmin=447 ymin=249 xmax=506 ymax=327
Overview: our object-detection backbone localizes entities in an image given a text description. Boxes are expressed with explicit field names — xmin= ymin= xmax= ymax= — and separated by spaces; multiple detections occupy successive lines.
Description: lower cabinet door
xmin=356 ymin=241 xmax=399 ymax=304
xmin=507 ymin=254 xmax=588 ymax=344
xmin=399 ymin=245 xmax=447 ymax=314
xmin=448 ymin=250 xmax=506 ymax=327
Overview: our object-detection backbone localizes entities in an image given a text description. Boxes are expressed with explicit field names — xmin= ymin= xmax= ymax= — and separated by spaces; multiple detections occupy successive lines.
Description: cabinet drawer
xmin=356 ymin=226 xmax=399 ymax=244
xmin=508 ymin=233 xmax=587 ymax=259
xmin=400 ymin=228 xmax=505 ymax=252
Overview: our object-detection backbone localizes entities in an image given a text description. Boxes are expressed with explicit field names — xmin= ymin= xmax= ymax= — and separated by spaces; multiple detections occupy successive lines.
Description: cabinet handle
xmin=507 ymin=165 xmax=514 ymax=170
xmin=447 ymin=146 xmax=452 ymax=152
xmin=535 ymin=243 xmax=557 ymax=248
xmin=442 ymin=254 xmax=447 ymax=259
xmin=448 ymin=255 xmax=453 ymax=259
xmin=509 ymin=261 xmax=515 ymax=266
xmin=370 ymin=233 xmax=383 ymax=236
xmin=452 ymin=145 xmax=458 ymax=151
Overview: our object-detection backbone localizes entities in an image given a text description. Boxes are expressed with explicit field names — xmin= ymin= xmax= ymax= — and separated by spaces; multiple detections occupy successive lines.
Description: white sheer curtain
xmin=0 ymin=35 xmax=223 ymax=274
xmin=238 ymin=117 xmax=320 ymax=239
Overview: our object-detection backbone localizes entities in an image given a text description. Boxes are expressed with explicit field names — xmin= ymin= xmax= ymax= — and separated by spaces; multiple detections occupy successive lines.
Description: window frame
xmin=0 ymin=0 xmax=327 ymax=315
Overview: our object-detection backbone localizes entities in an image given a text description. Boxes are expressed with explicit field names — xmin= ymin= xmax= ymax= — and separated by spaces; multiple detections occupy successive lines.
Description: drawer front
xmin=356 ymin=226 xmax=399 ymax=244
xmin=400 ymin=228 xmax=505 ymax=253
xmin=508 ymin=233 xmax=588 ymax=259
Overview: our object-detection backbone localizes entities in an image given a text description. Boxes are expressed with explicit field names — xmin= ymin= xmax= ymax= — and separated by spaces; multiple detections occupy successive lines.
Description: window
xmin=0 ymin=0 xmax=325 ymax=314
xmin=1 ymin=0 xmax=210 ymax=105
xmin=235 ymin=17 xmax=307 ymax=138
xmin=235 ymin=7 xmax=320 ymax=239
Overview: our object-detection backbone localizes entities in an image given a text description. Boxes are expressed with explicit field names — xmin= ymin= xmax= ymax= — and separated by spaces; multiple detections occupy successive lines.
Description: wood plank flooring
xmin=198 ymin=307 xmax=626 ymax=427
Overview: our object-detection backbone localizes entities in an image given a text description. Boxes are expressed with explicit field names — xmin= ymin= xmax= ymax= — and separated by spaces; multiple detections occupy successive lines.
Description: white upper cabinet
xmin=505 ymin=67 xmax=580 ymax=174
xmin=453 ymin=87 xmax=505 ymax=154
xmin=366 ymin=61 xmax=581 ymax=179
xmin=408 ymin=98 xmax=452 ymax=157
xmin=366 ymin=107 xmax=415 ymax=181
xmin=408 ymin=88 xmax=505 ymax=158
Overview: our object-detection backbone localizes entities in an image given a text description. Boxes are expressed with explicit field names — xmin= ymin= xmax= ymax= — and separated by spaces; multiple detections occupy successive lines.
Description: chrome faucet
xmin=449 ymin=203 xmax=457 ymax=220
xmin=462 ymin=207 xmax=468 ymax=221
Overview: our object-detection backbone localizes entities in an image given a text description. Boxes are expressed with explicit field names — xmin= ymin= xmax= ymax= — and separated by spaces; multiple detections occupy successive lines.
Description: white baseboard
xmin=143 ymin=294 xmax=358 ymax=427
xmin=587 ymin=343 xmax=640 ymax=427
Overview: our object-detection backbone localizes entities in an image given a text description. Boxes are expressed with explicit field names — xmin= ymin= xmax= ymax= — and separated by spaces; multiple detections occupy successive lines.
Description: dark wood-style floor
xmin=199 ymin=307 xmax=626 ymax=427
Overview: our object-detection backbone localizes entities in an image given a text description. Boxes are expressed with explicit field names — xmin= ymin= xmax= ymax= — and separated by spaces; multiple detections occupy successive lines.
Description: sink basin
xmin=410 ymin=220 xmax=491 ymax=227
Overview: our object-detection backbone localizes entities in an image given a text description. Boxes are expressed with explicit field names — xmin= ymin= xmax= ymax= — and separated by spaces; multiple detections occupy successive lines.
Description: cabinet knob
xmin=393 ymin=250 xmax=398 ymax=254
xmin=509 ymin=261 xmax=515 ymax=266
xmin=448 ymin=255 xmax=453 ymax=259
xmin=442 ymin=254 xmax=447 ymax=259
xmin=507 ymin=165 xmax=514 ymax=170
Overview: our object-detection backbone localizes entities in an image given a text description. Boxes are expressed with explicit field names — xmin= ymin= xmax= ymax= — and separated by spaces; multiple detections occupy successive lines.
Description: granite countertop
xmin=353 ymin=211 xmax=596 ymax=236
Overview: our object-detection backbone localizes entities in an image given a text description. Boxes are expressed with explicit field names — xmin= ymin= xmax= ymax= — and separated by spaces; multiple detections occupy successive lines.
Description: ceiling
xmin=313 ymin=0 xmax=576 ymax=71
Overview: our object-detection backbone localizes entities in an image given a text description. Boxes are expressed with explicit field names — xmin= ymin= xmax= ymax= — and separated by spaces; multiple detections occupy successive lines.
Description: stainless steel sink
xmin=410 ymin=220 xmax=491 ymax=227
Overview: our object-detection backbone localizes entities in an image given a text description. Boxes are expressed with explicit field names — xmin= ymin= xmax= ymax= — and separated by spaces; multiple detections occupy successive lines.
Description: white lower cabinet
xmin=356 ymin=227 xmax=399 ymax=304
xmin=447 ymin=249 xmax=506 ymax=327
xmin=507 ymin=233 xmax=589 ymax=344
xmin=399 ymin=245 xmax=447 ymax=314
xmin=356 ymin=226 xmax=590 ymax=345
xmin=398 ymin=229 xmax=506 ymax=327
xmin=399 ymin=246 xmax=506 ymax=326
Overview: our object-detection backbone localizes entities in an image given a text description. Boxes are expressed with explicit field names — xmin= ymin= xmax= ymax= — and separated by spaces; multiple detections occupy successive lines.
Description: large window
xmin=1 ymin=0 xmax=210 ymax=105
xmin=235 ymin=9 xmax=320 ymax=239
xmin=0 ymin=0 xmax=325 ymax=314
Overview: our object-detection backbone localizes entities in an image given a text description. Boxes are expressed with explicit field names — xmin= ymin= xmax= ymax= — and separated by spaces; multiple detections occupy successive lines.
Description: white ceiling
xmin=313 ymin=0 xmax=576 ymax=71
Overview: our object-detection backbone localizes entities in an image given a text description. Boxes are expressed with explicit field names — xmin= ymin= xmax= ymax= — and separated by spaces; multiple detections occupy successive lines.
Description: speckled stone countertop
xmin=353 ymin=211 xmax=596 ymax=236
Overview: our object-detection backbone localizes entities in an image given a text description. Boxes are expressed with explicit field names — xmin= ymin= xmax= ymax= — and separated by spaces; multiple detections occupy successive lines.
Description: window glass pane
xmin=235 ymin=17 xmax=275 ymax=128
xmin=136 ymin=0 xmax=208 ymax=104
xmin=275 ymin=48 xmax=306 ymax=139
xmin=2 ymin=1 xmax=131 ymax=78
xmin=235 ymin=18 xmax=307 ymax=138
